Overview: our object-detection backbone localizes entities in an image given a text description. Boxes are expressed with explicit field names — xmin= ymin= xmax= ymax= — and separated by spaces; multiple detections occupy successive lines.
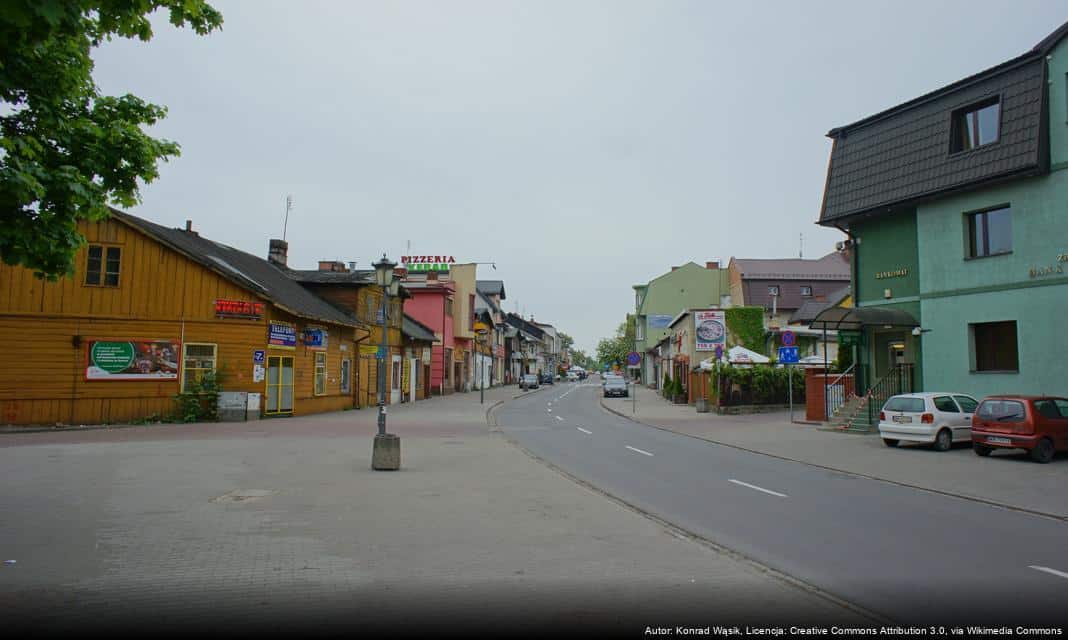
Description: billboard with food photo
xmin=694 ymin=310 xmax=726 ymax=351
xmin=85 ymin=339 xmax=180 ymax=380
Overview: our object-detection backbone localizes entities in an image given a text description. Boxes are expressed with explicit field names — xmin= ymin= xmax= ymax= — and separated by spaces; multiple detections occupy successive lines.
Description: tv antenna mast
xmin=283 ymin=195 xmax=293 ymax=241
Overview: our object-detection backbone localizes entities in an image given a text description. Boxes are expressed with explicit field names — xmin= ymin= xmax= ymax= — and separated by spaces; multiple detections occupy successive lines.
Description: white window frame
xmin=314 ymin=351 xmax=327 ymax=396
xmin=181 ymin=343 xmax=218 ymax=393
xmin=340 ymin=358 xmax=352 ymax=393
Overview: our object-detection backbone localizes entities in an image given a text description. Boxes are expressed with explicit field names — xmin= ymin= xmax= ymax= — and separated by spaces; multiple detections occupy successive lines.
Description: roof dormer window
xmin=950 ymin=97 xmax=1000 ymax=153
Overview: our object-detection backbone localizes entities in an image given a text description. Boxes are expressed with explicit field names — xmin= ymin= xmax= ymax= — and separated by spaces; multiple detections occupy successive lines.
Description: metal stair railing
xmin=825 ymin=363 xmax=856 ymax=419
xmin=861 ymin=363 xmax=915 ymax=429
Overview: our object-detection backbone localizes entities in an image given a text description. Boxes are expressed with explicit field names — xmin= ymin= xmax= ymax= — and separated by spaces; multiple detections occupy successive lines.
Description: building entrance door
xmin=265 ymin=355 xmax=294 ymax=415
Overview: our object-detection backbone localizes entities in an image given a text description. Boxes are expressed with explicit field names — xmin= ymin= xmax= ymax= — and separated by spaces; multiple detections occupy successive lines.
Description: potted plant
xmin=662 ymin=373 xmax=673 ymax=399
xmin=672 ymin=378 xmax=687 ymax=404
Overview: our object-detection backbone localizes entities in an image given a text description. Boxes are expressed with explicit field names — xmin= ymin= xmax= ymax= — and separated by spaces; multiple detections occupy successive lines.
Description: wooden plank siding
xmin=0 ymin=217 xmax=358 ymax=425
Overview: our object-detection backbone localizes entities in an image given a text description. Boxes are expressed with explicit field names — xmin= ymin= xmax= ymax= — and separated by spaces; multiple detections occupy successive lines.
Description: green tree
xmin=1 ymin=1 xmax=223 ymax=279
xmin=595 ymin=319 xmax=632 ymax=368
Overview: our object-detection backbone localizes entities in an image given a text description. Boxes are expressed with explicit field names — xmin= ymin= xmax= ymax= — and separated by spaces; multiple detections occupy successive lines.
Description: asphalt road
xmin=496 ymin=379 xmax=1068 ymax=627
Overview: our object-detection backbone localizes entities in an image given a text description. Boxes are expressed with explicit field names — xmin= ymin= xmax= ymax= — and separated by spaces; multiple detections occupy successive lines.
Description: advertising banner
xmin=268 ymin=322 xmax=297 ymax=349
xmin=85 ymin=340 xmax=180 ymax=381
xmin=648 ymin=315 xmax=673 ymax=329
xmin=694 ymin=310 xmax=726 ymax=352
xmin=303 ymin=328 xmax=327 ymax=349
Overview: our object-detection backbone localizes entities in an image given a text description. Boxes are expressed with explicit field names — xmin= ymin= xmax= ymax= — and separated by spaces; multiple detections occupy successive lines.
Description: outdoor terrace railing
xmin=825 ymin=363 xmax=855 ymax=419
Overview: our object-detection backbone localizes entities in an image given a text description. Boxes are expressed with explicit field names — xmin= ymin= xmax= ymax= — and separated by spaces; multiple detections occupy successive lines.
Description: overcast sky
xmin=93 ymin=1 xmax=1066 ymax=355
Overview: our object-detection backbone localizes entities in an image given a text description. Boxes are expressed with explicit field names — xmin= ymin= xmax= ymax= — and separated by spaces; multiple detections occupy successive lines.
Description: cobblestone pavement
xmin=1 ymin=387 xmax=864 ymax=635
xmin=602 ymin=384 xmax=1068 ymax=519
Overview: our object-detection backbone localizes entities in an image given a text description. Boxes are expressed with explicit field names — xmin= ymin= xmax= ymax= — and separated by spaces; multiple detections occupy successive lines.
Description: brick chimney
xmin=183 ymin=220 xmax=198 ymax=236
xmin=268 ymin=239 xmax=288 ymax=268
xmin=317 ymin=260 xmax=348 ymax=272
xmin=706 ymin=261 xmax=719 ymax=270
xmin=671 ymin=266 xmax=679 ymax=272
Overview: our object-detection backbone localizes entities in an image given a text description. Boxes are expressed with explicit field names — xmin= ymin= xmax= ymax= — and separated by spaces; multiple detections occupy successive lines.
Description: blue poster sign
xmin=268 ymin=322 xmax=297 ymax=349
xmin=303 ymin=328 xmax=327 ymax=349
xmin=648 ymin=315 xmax=673 ymax=329
xmin=778 ymin=346 xmax=799 ymax=364
xmin=253 ymin=350 xmax=265 ymax=364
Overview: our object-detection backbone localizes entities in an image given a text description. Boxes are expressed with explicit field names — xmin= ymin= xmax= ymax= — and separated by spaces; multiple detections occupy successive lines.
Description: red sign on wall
xmin=215 ymin=299 xmax=264 ymax=319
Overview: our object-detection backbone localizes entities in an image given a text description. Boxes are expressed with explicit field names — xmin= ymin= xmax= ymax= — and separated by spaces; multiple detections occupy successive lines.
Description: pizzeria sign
xmin=694 ymin=310 xmax=726 ymax=352
xmin=401 ymin=255 xmax=456 ymax=272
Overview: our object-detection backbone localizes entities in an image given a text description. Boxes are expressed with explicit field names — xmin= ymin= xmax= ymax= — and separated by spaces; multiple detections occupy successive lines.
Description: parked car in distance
xmin=603 ymin=376 xmax=628 ymax=398
xmin=566 ymin=371 xmax=579 ymax=382
xmin=878 ymin=392 xmax=979 ymax=451
xmin=539 ymin=373 xmax=554 ymax=385
xmin=519 ymin=374 xmax=539 ymax=391
xmin=971 ymin=395 xmax=1068 ymax=463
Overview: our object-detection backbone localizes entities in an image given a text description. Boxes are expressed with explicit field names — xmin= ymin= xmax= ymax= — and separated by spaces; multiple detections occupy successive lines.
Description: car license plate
xmin=987 ymin=437 xmax=1011 ymax=445
xmin=892 ymin=415 xmax=911 ymax=424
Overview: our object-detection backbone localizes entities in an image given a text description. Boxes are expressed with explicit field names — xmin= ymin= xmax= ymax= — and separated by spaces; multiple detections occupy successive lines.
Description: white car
xmin=566 ymin=371 xmax=579 ymax=382
xmin=878 ymin=392 xmax=979 ymax=451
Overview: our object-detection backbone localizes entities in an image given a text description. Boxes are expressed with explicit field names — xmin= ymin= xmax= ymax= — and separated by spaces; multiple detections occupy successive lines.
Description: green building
xmin=815 ymin=21 xmax=1068 ymax=422
xmin=632 ymin=261 xmax=730 ymax=385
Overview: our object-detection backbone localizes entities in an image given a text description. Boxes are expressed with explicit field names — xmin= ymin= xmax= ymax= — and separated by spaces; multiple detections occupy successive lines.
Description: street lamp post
xmin=372 ymin=254 xmax=402 ymax=471
xmin=476 ymin=327 xmax=489 ymax=404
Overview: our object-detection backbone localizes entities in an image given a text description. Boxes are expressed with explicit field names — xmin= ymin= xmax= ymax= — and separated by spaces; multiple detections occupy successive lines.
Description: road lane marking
xmin=728 ymin=479 xmax=788 ymax=498
xmin=577 ymin=427 xmax=592 ymax=435
xmin=555 ymin=416 xmax=564 ymax=422
xmin=626 ymin=446 xmax=653 ymax=457
xmin=1029 ymin=566 xmax=1068 ymax=580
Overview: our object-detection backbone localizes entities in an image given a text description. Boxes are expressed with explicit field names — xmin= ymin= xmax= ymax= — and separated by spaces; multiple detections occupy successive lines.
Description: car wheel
xmin=933 ymin=428 xmax=952 ymax=452
xmin=882 ymin=438 xmax=899 ymax=448
xmin=972 ymin=443 xmax=993 ymax=457
xmin=1029 ymin=438 xmax=1055 ymax=464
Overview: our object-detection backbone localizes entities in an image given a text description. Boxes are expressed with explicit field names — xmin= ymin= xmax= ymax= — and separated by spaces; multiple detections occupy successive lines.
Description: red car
xmin=970 ymin=395 xmax=1068 ymax=463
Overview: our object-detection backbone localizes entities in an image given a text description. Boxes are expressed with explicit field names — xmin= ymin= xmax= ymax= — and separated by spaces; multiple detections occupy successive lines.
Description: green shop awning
xmin=809 ymin=306 xmax=919 ymax=331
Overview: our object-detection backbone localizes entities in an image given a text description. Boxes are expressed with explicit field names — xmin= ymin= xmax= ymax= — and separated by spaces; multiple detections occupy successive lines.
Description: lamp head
xmin=373 ymin=254 xmax=396 ymax=287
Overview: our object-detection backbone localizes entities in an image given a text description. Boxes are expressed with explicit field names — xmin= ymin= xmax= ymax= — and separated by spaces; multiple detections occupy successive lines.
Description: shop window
xmin=950 ymin=97 xmax=1000 ymax=152
xmin=970 ymin=321 xmax=1018 ymax=372
xmin=182 ymin=343 xmax=217 ymax=392
xmin=85 ymin=245 xmax=122 ymax=287
xmin=340 ymin=358 xmax=351 ymax=393
xmin=314 ymin=351 xmax=327 ymax=395
xmin=967 ymin=206 xmax=1012 ymax=258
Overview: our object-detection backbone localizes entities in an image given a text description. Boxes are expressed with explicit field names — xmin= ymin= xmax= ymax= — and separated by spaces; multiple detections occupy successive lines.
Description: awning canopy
xmin=809 ymin=306 xmax=919 ymax=331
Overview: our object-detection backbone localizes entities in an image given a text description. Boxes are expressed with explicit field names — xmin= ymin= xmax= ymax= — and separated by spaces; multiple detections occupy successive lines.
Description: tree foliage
xmin=0 ymin=0 xmax=223 ymax=279
xmin=595 ymin=318 xmax=632 ymax=368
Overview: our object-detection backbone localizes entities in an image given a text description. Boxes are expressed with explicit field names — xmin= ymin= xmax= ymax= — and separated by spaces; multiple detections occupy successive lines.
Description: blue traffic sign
xmin=781 ymin=331 xmax=796 ymax=347
xmin=626 ymin=351 xmax=641 ymax=366
xmin=778 ymin=346 xmax=799 ymax=364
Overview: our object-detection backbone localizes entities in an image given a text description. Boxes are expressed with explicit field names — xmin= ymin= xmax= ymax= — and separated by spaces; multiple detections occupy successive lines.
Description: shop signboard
xmin=268 ymin=322 xmax=297 ymax=349
xmin=303 ymin=328 xmax=327 ymax=349
xmin=694 ymin=310 xmax=726 ymax=351
xmin=85 ymin=339 xmax=180 ymax=381
xmin=401 ymin=255 xmax=456 ymax=272
xmin=215 ymin=299 xmax=264 ymax=320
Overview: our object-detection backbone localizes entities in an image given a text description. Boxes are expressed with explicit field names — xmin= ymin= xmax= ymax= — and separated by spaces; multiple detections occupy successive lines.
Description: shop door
xmin=358 ymin=357 xmax=371 ymax=408
xmin=265 ymin=355 xmax=294 ymax=414
xmin=409 ymin=358 xmax=418 ymax=400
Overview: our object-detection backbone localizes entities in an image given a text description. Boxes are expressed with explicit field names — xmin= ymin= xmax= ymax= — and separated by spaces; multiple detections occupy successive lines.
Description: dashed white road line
xmin=1029 ymin=565 xmax=1068 ymax=580
xmin=577 ymin=427 xmax=592 ymax=435
xmin=625 ymin=445 xmax=653 ymax=457
xmin=728 ymin=479 xmax=788 ymax=498
xmin=555 ymin=416 xmax=564 ymax=422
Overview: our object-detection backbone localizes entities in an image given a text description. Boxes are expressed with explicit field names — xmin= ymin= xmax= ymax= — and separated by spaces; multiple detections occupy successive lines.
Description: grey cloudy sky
xmin=93 ymin=1 xmax=1066 ymax=355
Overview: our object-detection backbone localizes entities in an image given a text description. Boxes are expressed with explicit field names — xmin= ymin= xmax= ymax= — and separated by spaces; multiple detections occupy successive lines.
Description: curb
xmin=599 ymin=396 xmax=1068 ymax=523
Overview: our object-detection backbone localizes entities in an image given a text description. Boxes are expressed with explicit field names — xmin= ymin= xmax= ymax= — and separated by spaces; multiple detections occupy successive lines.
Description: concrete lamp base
xmin=372 ymin=433 xmax=401 ymax=470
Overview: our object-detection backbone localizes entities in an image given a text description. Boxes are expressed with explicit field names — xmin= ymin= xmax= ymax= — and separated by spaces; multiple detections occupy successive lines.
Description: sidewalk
xmin=0 ymin=385 xmax=864 ymax=633
xmin=602 ymin=384 xmax=1068 ymax=519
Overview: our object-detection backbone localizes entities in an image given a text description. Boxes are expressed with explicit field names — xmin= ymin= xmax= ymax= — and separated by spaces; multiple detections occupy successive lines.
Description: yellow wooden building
xmin=0 ymin=210 xmax=366 ymax=426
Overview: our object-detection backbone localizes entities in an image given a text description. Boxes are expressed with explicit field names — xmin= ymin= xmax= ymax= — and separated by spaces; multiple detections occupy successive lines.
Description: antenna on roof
xmin=283 ymin=195 xmax=293 ymax=241
xmin=799 ymin=233 xmax=804 ymax=259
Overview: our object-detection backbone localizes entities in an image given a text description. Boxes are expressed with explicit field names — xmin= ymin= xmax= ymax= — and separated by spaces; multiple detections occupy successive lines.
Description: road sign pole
xmin=788 ymin=364 xmax=793 ymax=423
